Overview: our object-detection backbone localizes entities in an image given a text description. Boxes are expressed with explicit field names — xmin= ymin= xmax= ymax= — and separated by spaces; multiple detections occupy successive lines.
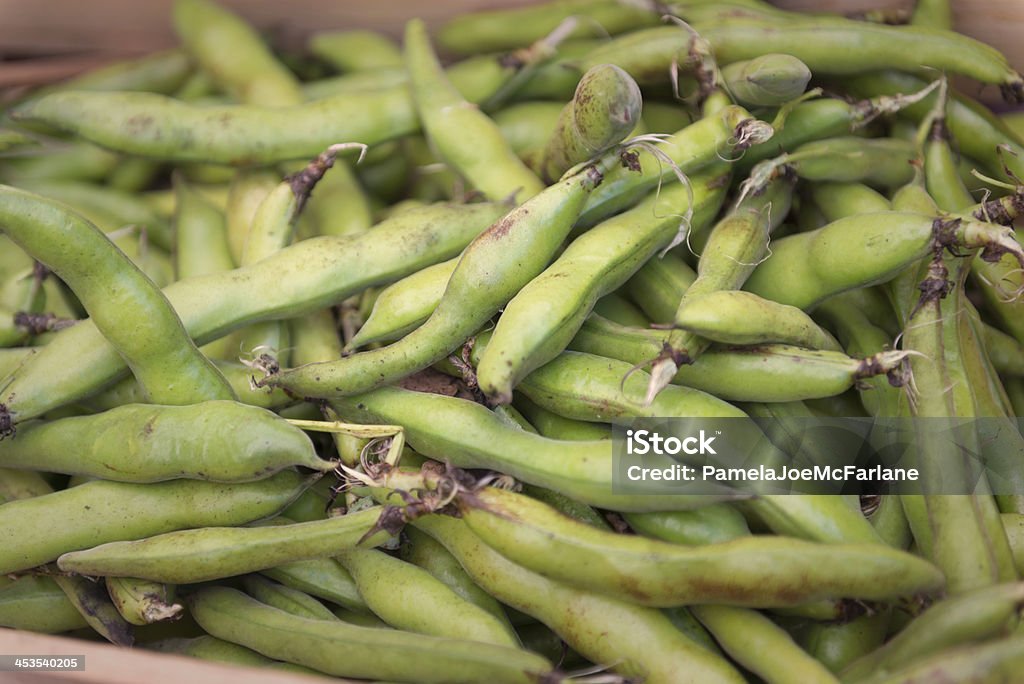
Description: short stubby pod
xmin=0 ymin=401 xmax=331 ymax=483
xmin=540 ymin=63 xmax=642 ymax=182
xmin=721 ymin=54 xmax=812 ymax=107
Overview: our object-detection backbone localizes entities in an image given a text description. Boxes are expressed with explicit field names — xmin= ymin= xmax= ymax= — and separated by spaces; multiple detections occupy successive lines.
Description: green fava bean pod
xmin=648 ymin=174 xmax=795 ymax=398
xmin=187 ymin=586 xmax=559 ymax=684
xmin=756 ymin=137 xmax=918 ymax=190
xmin=410 ymin=513 xmax=745 ymax=684
xmin=146 ymin=636 xmax=278 ymax=668
xmin=692 ymin=605 xmax=839 ymax=684
xmin=0 ymin=466 xmax=52 ymax=503
xmin=477 ymin=167 xmax=729 ymax=404
xmin=405 ymin=19 xmax=543 ymax=203
xmin=857 ymin=635 xmax=1024 ymax=684
xmin=684 ymin=18 xmax=1024 ymax=102
xmin=845 ymin=71 xmax=1024 ymax=183
xmin=795 ymin=609 xmax=892 ymax=675
xmin=571 ymin=316 xmax=911 ymax=403
xmin=0 ymin=186 xmax=234 ymax=433
xmin=173 ymin=176 xmax=233 ymax=283
xmin=744 ymin=212 xmax=1024 ymax=311
xmin=538 ymin=63 xmax=642 ymax=183
xmin=624 ymin=505 xmax=751 ymax=546
xmin=233 ymin=145 xmax=359 ymax=363
xmin=842 ymin=582 xmax=1024 ymax=681
xmin=348 ymin=257 xmax=458 ymax=350
xmin=260 ymin=558 xmax=367 ymax=614
xmin=401 ymin=527 xmax=511 ymax=622
xmin=309 ymin=30 xmax=403 ymax=72
xmin=0 ymin=401 xmax=327 ymax=483
xmin=174 ymin=0 xmax=302 ymax=107
xmin=10 ymin=89 xmax=418 ymax=165
xmin=506 ymin=347 xmax=751 ymax=423
xmin=721 ymin=54 xmax=811 ymax=107
xmin=675 ymin=290 xmax=842 ymax=351
xmin=336 ymin=548 xmax=520 ymax=648
xmin=331 ymin=388 xmax=736 ymax=513
xmin=0 ymin=471 xmax=312 ymax=574
xmin=264 ymin=151 xmax=618 ymax=400
xmin=0 ymin=200 xmax=508 ymax=426
xmin=57 ymin=507 xmax=391 ymax=583
xmin=460 ymin=487 xmax=943 ymax=606
xmin=623 ymin=251 xmax=697 ymax=324
xmin=241 ymin=575 xmax=340 ymax=621
xmin=436 ymin=0 xmax=658 ymax=55
xmin=85 ymin=361 xmax=298 ymax=412
xmin=225 ymin=170 xmax=277 ymax=267
xmin=0 ymin=575 xmax=89 ymax=634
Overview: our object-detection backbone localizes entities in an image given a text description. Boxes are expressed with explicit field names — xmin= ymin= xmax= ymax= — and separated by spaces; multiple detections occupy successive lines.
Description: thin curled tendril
xmin=612 ymin=133 xmax=696 ymax=256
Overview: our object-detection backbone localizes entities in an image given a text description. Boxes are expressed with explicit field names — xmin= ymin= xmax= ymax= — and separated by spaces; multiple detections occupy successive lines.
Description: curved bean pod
xmin=411 ymin=512 xmax=746 ymax=684
xmin=242 ymin=575 xmax=339 ymax=621
xmin=405 ymin=19 xmax=543 ymax=202
xmin=0 ymin=185 xmax=234 ymax=428
xmin=401 ymin=526 xmax=511 ymax=622
xmin=329 ymin=387 xmax=735 ymax=512
xmin=675 ymin=290 xmax=842 ymax=351
xmin=336 ymin=548 xmax=520 ymax=647
xmin=348 ymin=257 xmax=458 ymax=349
xmin=571 ymin=315 xmax=908 ymax=402
xmin=857 ymin=635 xmax=1024 ymax=684
xmin=744 ymin=212 xmax=1024 ymax=311
xmin=842 ymin=71 xmax=1024 ymax=182
xmin=684 ymin=19 xmax=1024 ymax=101
xmin=57 ymin=507 xmax=390 ymax=583
xmin=0 ymin=401 xmax=326 ymax=482
xmin=477 ymin=167 xmax=729 ymax=403
xmin=842 ymin=582 xmax=1024 ymax=681
xmin=651 ymin=173 xmax=795 ymax=397
xmin=174 ymin=0 xmax=303 ymax=107
xmin=460 ymin=487 xmax=944 ymax=606
xmin=309 ymin=30 xmax=403 ymax=72
xmin=264 ymin=153 xmax=617 ymax=399
xmin=0 ymin=470 xmax=312 ymax=574
xmin=260 ymin=558 xmax=367 ymax=613
xmin=10 ymin=89 xmax=417 ymax=165
xmin=187 ymin=586 xmax=559 ymax=684
xmin=507 ymin=347 xmax=750 ymax=422
xmin=578 ymin=104 xmax=764 ymax=227
xmin=0 ymin=201 xmax=507 ymax=425
xmin=692 ymin=605 xmax=839 ymax=684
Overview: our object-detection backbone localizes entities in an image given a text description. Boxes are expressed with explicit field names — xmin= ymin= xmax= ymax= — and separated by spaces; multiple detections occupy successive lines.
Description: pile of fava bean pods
xmin=4 ymin=0 xmax=1024 ymax=682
